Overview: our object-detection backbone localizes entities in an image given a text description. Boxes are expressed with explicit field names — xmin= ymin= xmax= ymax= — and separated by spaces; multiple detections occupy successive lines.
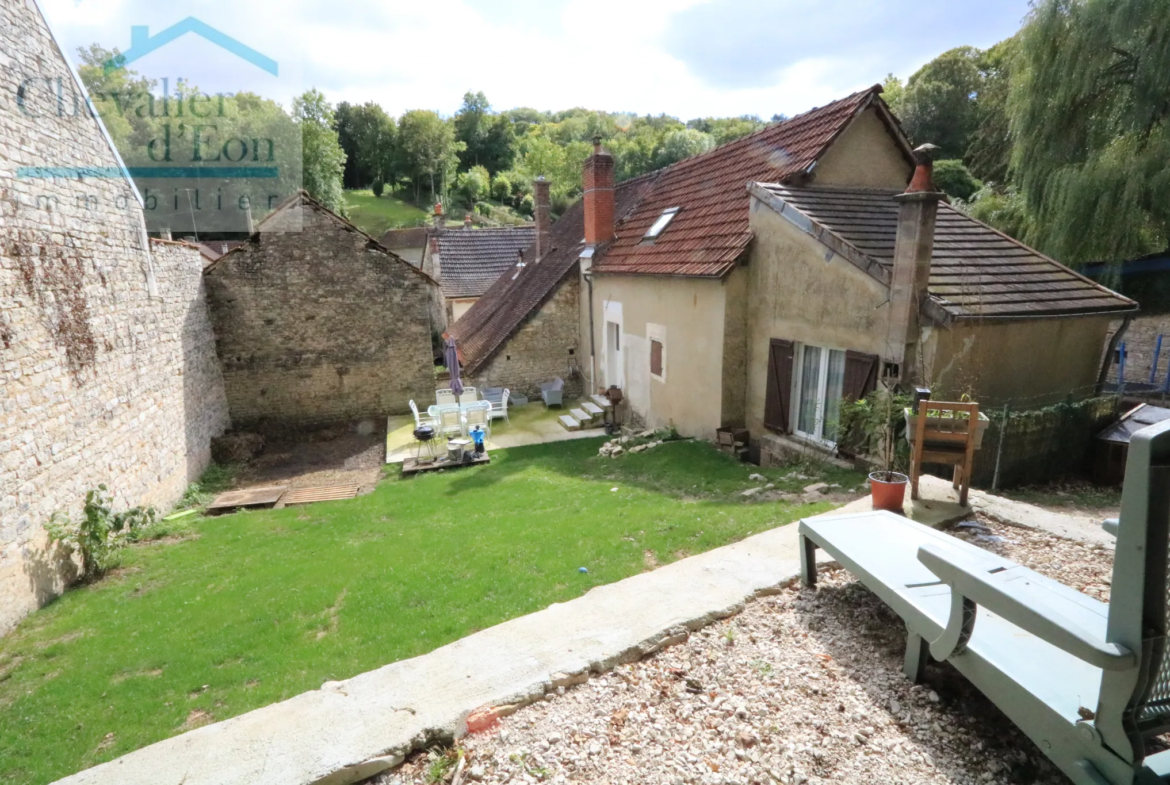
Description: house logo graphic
xmin=104 ymin=17 xmax=279 ymax=76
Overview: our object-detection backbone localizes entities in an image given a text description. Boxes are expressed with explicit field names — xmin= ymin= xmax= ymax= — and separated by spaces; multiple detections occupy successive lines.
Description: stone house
xmin=449 ymin=176 xmax=654 ymax=399
xmin=454 ymin=85 xmax=1136 ymax=449
xmin=203 ymin=191 xmax=440 ymax=428
xmin=0 ymin=0 xmax=229 ymax=632
xmin=424 ymin=221 xmax=536 ymax=325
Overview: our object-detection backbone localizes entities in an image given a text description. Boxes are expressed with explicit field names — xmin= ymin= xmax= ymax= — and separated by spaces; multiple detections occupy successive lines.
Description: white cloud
xmin=37 ymin=0 xmax=1027 ymax=120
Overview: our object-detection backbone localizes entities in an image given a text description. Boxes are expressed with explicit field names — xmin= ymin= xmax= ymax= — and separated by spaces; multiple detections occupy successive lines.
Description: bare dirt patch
xmin=179 ymin=709 xmax=213 ymax=732
xmin=231 ymin=421 xmax=387 ymax=499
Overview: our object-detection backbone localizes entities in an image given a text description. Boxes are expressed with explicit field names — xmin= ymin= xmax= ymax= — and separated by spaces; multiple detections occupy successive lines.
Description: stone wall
xmin=204 ymin=197 xmax=438 ymax=427
xmin=1 ymin=0 xmax=230 ymax=633
xmin=471 ymin=272 xmax=584 ymax=400
xmin=1106 ymin=315 xmax=1170 ymax=389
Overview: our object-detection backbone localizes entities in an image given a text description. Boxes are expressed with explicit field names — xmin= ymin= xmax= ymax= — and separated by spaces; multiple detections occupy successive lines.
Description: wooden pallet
xmin=206 ymin=486 xmax=287 ymax=513
xmin=402 ymin=451 xmax=490 ymax=475
xmin=281 ymin=484 xmax=360 ymax=506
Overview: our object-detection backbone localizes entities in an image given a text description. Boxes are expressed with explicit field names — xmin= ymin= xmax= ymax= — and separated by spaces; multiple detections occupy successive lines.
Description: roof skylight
xmin=643 ymin=207 xmax=680 ymax=241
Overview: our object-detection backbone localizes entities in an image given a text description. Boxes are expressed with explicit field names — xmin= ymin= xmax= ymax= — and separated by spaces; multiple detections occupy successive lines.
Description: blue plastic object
xmin=470 ymin=426 xmax=485 ymax=445
xmin=578 ymin=567 xmax=588 ymax=574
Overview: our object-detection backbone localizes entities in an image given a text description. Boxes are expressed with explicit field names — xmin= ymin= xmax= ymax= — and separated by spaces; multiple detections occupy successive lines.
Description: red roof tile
xmin=592 ymin=86 xmax=891 ymax=278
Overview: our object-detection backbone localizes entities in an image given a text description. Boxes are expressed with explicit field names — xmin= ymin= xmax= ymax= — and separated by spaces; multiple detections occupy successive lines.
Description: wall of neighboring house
xmin=924 ymin=316 xmax=1115 ymax=406
xmin=204 ymin=203 xmax=436 ymax=427
xmin=588 ymin=273 xmax=729 ymax=439
xmin=470 ymin=271 xmax=582 ymax=399
xmin=450 ymin=297 xmax=477 ymax=323
xmin=742 ymin=198 xmax=892 ymax=440
xmin=810 ymin=107 xmax=912 ymax=189
xmin=0 ymin=2 xmax=230 ymax=634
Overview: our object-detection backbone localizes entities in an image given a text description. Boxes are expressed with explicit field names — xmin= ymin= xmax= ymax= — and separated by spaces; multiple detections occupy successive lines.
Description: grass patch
xmin=0 ymin=439 xmax=862 ymax=784
xmin=343 ymin=189 xmax=429 ymax=236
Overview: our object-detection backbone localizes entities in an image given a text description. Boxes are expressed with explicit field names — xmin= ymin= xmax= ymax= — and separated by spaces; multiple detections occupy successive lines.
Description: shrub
xmin=518 ymin=193 xmax=535 ymax=216
xmin=490 ymin=173 xmax=511 ymax=202
xmin=371 ymin=177 xmax=385 ymax=198
xmin=45 ymin=486 xmax=157 ymax=581
xmin=475 ymin=202 xmax=492 ymax=216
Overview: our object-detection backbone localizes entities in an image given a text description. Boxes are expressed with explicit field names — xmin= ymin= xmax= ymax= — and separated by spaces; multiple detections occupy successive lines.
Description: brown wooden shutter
xmin=650 ymin=339 xmax=663 ymax=377
xmin=843 ymin=350 xmax=879 ymax=402
xmin=764 ymin=339 xmax=795 ymax=434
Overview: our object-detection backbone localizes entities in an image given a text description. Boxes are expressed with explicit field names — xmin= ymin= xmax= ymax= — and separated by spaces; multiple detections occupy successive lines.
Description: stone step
xmin=590 ymin=394 xmax=612 ymax=409
xmin=558 ymin=414 xmax=581 ymax=431
xmin=570 ymin=407 xmax=592 ymax=426
xmin=582 ymin=402 xmax=604 ymax=417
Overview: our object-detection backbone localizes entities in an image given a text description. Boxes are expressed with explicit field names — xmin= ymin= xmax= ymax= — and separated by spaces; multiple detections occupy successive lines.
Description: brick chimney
xmin=533 ymin=176 xmax=551 ymax=260
xmin=432 ymin=203 xmax=444 ymax=231
xmin=888 ymin=143 xmax=944 ymax=385
xmin=583 ymin=136 xmax=615 ymax=246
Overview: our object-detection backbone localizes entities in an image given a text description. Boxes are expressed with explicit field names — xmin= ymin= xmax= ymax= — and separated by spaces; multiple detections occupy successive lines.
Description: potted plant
xmin=903 ymin=404 xmax=991 ymax=449
xmin=841 ymin=389 xmax=910 ymax=512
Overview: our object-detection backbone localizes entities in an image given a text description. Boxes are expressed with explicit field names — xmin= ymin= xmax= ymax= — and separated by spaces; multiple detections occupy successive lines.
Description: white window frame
xmin=790 ymin=343 xmax=845 ymax=446
xmin=642 ymin=207 xmax=680 ymax=242
xmin=647 ymin=322 xmax=666 ymax=383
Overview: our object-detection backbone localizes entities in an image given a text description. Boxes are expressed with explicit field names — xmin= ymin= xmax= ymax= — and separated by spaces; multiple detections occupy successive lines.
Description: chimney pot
xmin=904 ymin=143 xmax=942 ymax=195
xmin=463 ymin=213 xmax=472 ymax=229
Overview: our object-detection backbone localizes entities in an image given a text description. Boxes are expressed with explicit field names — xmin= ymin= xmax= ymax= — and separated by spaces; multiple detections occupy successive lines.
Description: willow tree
xmin=1010 ymin=0 xmax=1170 ymax=266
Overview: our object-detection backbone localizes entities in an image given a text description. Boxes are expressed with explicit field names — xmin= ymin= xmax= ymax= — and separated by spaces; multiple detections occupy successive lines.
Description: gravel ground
xmin=373 ymin=518 xmax=1114 ymax=785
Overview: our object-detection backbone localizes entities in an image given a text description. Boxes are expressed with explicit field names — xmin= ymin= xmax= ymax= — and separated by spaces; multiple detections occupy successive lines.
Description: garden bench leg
xmin=903 ymin=629 xmax=929 ymax=683
xmin=800 ymin=534 xmax=817 ymax=588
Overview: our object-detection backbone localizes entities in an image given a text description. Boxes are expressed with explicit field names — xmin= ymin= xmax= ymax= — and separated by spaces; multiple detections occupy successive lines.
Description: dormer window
xmin=643 ymin=207 xmax=680 ymax=242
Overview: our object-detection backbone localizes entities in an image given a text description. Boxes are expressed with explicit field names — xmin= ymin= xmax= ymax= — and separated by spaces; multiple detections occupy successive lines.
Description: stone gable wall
xmin=1 ymin=0 xmax=230 ymax=634
xmin=471 ymin=272 xmax=583 ymax=400
xmin=204 ymin=203 xmax=438 ymax=426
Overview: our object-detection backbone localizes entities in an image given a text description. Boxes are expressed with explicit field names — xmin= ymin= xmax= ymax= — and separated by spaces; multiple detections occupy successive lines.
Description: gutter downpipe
xmin=585 ymin=270 xmax=596 ymax=396
xmin=1097 ymin=316 xmax=1133 ymax=396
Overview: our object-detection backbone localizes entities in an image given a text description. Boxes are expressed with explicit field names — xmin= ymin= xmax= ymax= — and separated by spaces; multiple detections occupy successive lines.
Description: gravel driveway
xmin=375 ymin=518 xmax=1113 ymax=785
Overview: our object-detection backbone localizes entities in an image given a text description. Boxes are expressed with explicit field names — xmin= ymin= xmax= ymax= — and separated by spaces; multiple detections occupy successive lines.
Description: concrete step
xmin=590 ymin=394 xmax=612 ymax=409
xmin=582 ymin=402 xmax=604 ymax=417
xmin=558 ymin=414 xmax=582 ymax=431
xmin=570 ymin=407 xmax=592 ymax=426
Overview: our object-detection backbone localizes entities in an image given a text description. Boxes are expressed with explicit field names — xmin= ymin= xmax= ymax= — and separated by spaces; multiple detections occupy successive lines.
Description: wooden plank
xmin=401 ymin=452 xmax=490 ymax=475
xmin=282 ymin=484 xmax=360 ymax=506
xmin=206 ymin=486 xmax=286 ymax=512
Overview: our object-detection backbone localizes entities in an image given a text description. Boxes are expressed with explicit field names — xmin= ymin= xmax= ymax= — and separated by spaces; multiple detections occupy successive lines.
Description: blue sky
xmin=41 ymin=0 xmax=1031 ymax=119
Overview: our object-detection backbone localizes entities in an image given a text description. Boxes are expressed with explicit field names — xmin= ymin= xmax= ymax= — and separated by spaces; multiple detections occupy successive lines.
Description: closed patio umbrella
xmin=444 ymin=337 xmax=464 ymax=404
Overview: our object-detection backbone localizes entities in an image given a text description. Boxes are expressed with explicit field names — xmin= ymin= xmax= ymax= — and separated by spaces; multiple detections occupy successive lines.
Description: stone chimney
xmin=463 ymin=213 xmax=473 ymax=230
xmin=244 ymin=204 xmax=254 ymax=234
xmin=159 ymin=228 xmax=172 ymax=241
xmin=432 ymin=203 xmax=444 ymax=231
xmin=583 ymin=136 xmax=615 ymax=246
xmin=888 ymin=143 xmax=945 ymax=385
xmin=533 ymin=176 xmax=551 ymax=260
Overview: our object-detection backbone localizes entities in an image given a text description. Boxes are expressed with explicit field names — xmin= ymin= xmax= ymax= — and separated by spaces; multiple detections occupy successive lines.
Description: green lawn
xmin=343 ymin=189 xmax=429 ymax=236
xmin=0 ymin=439 xmax=863 ymax=784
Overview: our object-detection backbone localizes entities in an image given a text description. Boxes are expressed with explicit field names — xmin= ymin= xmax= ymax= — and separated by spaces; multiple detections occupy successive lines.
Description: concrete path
xmin=55 ymin=480 xmax=1103 ymax=785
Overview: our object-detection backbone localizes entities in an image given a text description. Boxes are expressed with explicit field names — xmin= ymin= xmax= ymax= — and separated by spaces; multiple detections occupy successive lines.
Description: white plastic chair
xmin=464 ymin=401 xmax=492 ymax=440
xmin=436 ymin=406 xmax=463 ymax=438
xmin=489 ymin=389 xmax=510 ymax=424
xmin=436 ymin=388 xmax=456 ymax=406
xmin=410 ymin=400 xmax=436 ymax=430
xmin=461 ymin=386 xmax=478 ymax=402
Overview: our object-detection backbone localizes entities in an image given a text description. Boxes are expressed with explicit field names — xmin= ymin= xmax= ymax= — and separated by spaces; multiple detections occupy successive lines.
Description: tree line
xmin=333 ymin=91 xmax=778 ymax=218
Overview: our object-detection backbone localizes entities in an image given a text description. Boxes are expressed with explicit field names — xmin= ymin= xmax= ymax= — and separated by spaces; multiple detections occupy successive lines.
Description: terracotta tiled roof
xmin=438 ymin=227 xmax=536 ymax=299
xmin=752 ymin=184 xmax=1137 ymax=319
xmin=592 ymin=86 xmax=894 ymax=278
xmin=451 ymin=175 xmax=659 ymax=373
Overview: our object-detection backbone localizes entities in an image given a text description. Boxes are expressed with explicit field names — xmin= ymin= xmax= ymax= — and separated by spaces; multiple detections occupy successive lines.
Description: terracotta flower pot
xmin=869 ymin=471 xmax=909 ymax=512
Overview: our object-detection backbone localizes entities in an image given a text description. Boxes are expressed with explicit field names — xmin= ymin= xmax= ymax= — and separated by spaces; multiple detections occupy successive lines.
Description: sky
xmin=41 ymin=0 xmax=1032 ymax=120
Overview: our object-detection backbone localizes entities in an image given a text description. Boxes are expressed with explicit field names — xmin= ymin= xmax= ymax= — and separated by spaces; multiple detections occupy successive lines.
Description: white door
xmin=605 ymin=321 xmax=623 ymax=388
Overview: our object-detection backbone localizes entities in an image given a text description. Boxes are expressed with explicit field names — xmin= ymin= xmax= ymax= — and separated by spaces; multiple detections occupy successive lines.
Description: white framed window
xmin=647 ymin=322 xmax=666 ymax=382
xmin=791 ymin=344 xmax=846 ymax=445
